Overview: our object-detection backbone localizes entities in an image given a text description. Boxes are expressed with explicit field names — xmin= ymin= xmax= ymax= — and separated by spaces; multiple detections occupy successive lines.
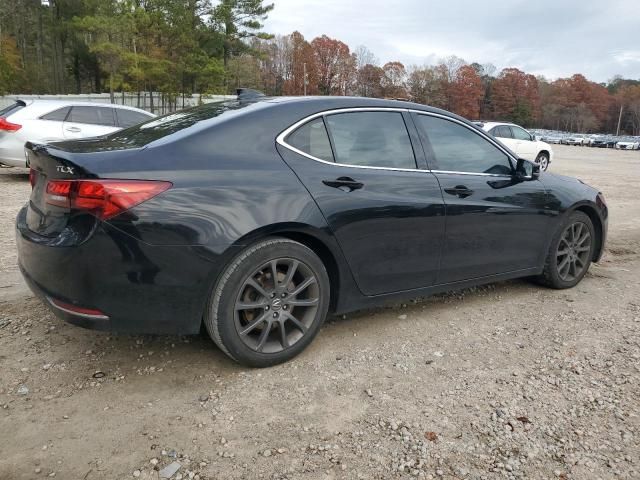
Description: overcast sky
xmin=263 ymin=0 xmax=640 ymax=83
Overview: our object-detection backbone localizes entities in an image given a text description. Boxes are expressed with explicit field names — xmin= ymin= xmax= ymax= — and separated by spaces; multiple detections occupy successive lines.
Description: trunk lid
xmin=26 ymin=142 xmax=91 ymax=237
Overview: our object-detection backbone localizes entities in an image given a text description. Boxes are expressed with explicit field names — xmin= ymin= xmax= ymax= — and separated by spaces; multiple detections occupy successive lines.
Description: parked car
xmin=590 ymin=136 xmax=611 ymax=148
xmin=476 ymin=121 xmax=553 ymax=171
xmin=17 ymin=94 xmax=608 ymax=367
xmin=541 ymin=134 xmax=563 ymax=144
xmin=563 ymin=134 xmax=589 ymax=146
xmin=615 ymin=139 xmax=640 ymax=150
xmin=0 ymin=99 xmax=154 ymax=168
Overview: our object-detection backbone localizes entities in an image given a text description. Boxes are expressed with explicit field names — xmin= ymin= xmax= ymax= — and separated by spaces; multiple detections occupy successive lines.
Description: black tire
xmin=536 ymin=211 xmax=595 ymax=289
xmin=535 ymin=152 xmax=550 ymax=171
xmin=204 ymin=237 xmax=330 ymax=367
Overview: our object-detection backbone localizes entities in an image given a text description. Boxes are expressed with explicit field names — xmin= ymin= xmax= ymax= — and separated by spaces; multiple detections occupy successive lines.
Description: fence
xmin=0 ymin=93 xmax=236 ymax=114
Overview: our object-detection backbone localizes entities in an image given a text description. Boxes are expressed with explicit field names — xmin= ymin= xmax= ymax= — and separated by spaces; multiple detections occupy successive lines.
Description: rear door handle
xmin=65 ymin=127 xmax=81 ymax=133
xmin=323 ymin=176 xmax=364 ymax=191
xmin=444 ymin=185 xmax=474 ymax=198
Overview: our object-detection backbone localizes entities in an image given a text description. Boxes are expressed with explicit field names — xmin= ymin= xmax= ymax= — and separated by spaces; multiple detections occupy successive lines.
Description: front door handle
xmin=444 ymin=185 xmax=474 ymax=198
xmin=323 ymin=176 xmax=364 ymax=192
xmin=65 ymin=127 xmax=81 ymax=133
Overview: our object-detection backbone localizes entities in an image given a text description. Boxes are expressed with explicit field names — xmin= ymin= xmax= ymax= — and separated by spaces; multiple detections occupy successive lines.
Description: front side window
xmin=511 ymin=126 xmax=532 ymax=141
xmin=324 ymin=112 xmax=416 ymax=169
xmin=286 ymin=118 xmax=334 ymax=162
xmin=67 ymin=106 xmax=115 ymax=126
xmin=416 ymin=115 xmax=513 ymax=175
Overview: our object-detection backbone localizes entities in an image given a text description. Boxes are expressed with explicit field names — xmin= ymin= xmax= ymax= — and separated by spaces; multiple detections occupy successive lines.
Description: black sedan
xmin=17 ymin=93 xmax=608 ymax=367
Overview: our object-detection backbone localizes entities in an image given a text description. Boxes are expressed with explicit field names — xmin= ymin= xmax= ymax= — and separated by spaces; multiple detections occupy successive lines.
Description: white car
xmin=564 ymin=134 xmax=589 ymax=146
xmin=615 ymin=140 xmax=639 ymax=150
xmin=0 ymin=100 xmax=154 ymax=168
xmin=477 ymin=121 xmax=554 ymax=171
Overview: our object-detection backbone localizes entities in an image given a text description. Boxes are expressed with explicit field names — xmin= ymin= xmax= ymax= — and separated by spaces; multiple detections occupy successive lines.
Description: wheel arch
xmin=231 ymin=223 xmax=347 ymax=313
xmin=570 ymin=203 xmax=604 ymax=262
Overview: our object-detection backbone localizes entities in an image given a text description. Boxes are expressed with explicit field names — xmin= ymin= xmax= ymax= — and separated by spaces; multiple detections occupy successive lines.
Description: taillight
xmin=0 ymin=117 xmax=22 ymax=132
xmin=45 ymin=179 xmax=171 ymax=220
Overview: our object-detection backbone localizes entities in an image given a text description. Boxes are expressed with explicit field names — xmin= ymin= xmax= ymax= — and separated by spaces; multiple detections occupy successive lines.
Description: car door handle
xmin=322 ymin=177 xmax=364 ymax=191
xmin=65 ymin=127 xmax=81 ymax=133
xmin=444 ymin=185 xmax=474 ymax=198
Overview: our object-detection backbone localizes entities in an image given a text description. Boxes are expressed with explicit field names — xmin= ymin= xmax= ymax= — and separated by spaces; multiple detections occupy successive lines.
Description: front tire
xmin=536 ymin=212 xmax=595 ymax=289
xmin=535 ymin=152 xmax=550 ymax=171
xmin=204 ymin=238 xmax=330 ymax=367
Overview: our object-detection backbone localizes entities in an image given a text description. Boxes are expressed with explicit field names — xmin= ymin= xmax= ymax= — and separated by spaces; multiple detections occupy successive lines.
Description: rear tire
xmin=536 ymin=212 xmax=595 ymax=289
xmin=204 ymin=237 xmax=330 ymax=367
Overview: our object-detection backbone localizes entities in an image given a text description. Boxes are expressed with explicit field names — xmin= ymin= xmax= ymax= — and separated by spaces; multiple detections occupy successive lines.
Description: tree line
xmin=1 ymin=0 xmax=639 ymax=134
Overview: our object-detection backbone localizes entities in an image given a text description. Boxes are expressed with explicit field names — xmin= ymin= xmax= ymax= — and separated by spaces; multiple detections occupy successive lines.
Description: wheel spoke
xmin=282 ymin=260 xmax=299 ymax=288
xmin=289 ymin=276 xmax=316 ymax=296
xmin=283 ymin=311 xmax=307 ymax=333
xmin=236 ymin=299 xmax=269 ymax=310
xmin=575 ymin=245 xmax=590 ymax=253
xmin=255 ymin=320 xmax=272 ymax=352
xmin=288 ymin=297 xmax=319 ymax=307
xmin=278 ymin=321 xmax=289 ymax=349
xmin=239 ymin=312 xmax=269 ymax=336
xmin=270 ymin=260 xmax=279 ymax=288
xmin=557 ymin=247 xmax=570 ymax=256
xmin=247 ymin=278 xmax=269 ymax=298
xmin=558 ymin=256 xmax=570 ymax=273
xmin=576 ymin=232 xmax=590 ymax=246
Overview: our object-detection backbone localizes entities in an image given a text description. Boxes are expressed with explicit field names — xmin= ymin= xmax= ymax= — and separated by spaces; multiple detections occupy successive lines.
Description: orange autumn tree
xmin=491 ymin=68 xmax=540 ymax=126
xmin=311 ymin=35 xmax=353 ymax=95
xmin=449 ymin=65 xmax=483 ymax=119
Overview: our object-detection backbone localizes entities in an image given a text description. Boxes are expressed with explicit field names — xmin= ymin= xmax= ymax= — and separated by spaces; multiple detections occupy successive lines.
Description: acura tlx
xmin=17 ymin=90 xmax=607 ymax=367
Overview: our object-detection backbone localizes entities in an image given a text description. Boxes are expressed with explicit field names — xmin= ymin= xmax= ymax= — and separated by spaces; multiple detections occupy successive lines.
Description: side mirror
xmin=515 ymin=158 xmax=540 ymax=181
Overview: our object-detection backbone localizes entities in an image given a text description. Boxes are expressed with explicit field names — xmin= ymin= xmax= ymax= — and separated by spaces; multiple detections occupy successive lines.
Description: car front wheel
xmin=204 ymin=237 xmax=330 ymax=367
xmin=535 ymin=152 xmax=550 ymax=171
xmin=536 ymin=211 xmax=595 ymax=289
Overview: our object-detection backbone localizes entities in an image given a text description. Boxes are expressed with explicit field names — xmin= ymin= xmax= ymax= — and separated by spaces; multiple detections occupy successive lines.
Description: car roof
xmin=16 ymin=99 xmax=152 ymax=114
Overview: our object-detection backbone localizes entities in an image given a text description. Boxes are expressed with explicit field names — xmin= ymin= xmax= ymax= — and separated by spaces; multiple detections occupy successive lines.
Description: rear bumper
xmin=16 ymin=206 xmax=225 ymax=335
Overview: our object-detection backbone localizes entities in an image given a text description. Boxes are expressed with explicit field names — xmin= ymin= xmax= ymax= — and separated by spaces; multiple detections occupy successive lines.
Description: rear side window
xmin=324 ymin=112 xmax=416 ymax=169
xmin=116 ymin=109 xmax=152 ymax=128
xmin=286 ymin=118 xmax=334 ymax=162
xmin=416 ymin=114 xmax=513 ymax=175
xmin=490 ymin=126 xmax=513 ymax=138
xmin=41 ymin=107 xmax=71 ymax=121
xmin=67 ymin=106 xmax=115 ymax=126
xmin=0 ymin=102 xmax=25 ymax=118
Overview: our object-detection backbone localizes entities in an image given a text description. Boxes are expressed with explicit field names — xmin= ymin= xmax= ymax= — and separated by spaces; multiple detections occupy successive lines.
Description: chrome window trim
xmin=276 ymin=106 xmax=519 ymax=175
xmin=276 ymin=107 xmax=427 ymax=173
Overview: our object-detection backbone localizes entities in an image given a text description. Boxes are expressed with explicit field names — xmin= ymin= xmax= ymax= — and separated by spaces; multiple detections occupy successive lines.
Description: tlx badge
xmin=56 ymin=165 xmax=74 ymax=174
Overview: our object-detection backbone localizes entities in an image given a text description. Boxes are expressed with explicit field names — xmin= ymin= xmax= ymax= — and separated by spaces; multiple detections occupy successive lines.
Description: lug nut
xmin=273 ymin=312 xmax=278 ymax=318
xmin=281 ymin=293 xmax=286 ymax=298
xmin=265 ymin=306 xmax=270 ymax=311
xmin=283 ymin=305 xmax=288 ymax=310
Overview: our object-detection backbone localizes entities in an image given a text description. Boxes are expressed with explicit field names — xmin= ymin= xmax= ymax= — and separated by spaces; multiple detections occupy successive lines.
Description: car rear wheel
xmin=535 ymin=152 xmax=550 ymax=171
xmin=204 ymin=237 xmax=330 ymax=367
xmin=536 ymin=211 xmax=595 ymax=289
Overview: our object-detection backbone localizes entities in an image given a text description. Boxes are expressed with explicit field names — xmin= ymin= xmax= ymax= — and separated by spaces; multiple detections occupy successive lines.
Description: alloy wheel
xmin=234 ymin=258 xmax=320 ymax=354
xmin=556 ymin=222 xmax=591 ymax=282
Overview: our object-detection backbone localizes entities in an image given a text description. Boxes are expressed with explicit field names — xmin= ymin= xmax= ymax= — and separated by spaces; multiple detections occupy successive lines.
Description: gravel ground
xmin=1 ymin=145 xmax=639 ymax=480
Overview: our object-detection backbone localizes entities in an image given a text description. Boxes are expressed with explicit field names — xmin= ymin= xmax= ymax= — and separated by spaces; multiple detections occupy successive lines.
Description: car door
xmin=490 ymin=125 xmax=520 ymax=155
xmin=276 ymin=109 xmax=446 ymax=296
xmin=510 ymin=125 xmax=537 ymax=160
xmin=63 ymin=106 xmax=118 ymax=139
xmin=412 ymin=112 xmax=550 ymax=284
